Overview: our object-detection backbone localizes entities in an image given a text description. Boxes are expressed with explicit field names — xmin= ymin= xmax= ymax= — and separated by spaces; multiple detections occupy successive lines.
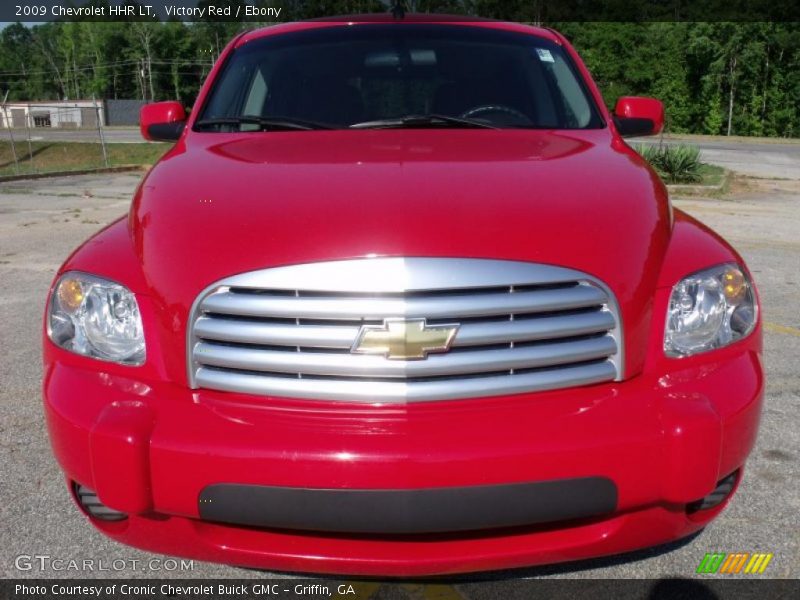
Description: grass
xmin=0 ymin=140 xmax=169 ymax=177
xmin=635 ymin=144 xmax=703 ymax=183
xmin=696 ymin=163 xmax=726 ymax=187
xmin=655 ymin=133 xmax=800 ymax=145
xmin=634 ymin=143 xmax=726 ymax=186
xmin=666 ymin=163 xmax=729 ymax=198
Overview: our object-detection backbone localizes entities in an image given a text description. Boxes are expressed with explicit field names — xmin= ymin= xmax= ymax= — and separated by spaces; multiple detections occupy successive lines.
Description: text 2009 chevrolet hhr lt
xmin=43 ymin=15 xmax=763 ymax=576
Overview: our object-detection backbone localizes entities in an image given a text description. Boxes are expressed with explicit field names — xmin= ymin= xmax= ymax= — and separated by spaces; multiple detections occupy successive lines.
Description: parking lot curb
xmin=666 ymin=169 xmax=731 ymax=195
xmin=0 ymin=165 xmax=150 ymax=183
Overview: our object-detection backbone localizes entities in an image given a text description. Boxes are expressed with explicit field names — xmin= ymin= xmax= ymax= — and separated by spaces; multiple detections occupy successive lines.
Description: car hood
xmin=131 ymin=128 xmax=671 ymax=379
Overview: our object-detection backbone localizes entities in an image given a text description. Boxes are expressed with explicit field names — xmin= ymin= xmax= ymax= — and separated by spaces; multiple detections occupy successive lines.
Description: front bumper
xmin=44 ymin=348 xmax=763 ymax=576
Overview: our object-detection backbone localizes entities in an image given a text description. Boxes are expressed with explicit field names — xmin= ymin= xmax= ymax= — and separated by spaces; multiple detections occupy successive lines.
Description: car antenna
xmin=390 ymin=1 xmax=406 ymax=19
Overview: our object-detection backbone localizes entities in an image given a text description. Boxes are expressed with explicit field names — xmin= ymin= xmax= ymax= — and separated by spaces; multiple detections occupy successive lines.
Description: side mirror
xmin=140 ymin=101 xmax=187 ymax=142
xmin=613 ymin=96 xmax=664 ymax=137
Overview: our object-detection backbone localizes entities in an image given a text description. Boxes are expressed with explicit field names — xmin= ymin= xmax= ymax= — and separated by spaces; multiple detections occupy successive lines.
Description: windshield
xmin=197 ymin=24 xmax=604 ymax=131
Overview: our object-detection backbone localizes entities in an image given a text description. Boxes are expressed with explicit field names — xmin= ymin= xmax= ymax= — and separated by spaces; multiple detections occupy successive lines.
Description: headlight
xmin=664 ymin=264 xmax=757 ymax=357
xmin=48 ymin=272 xmax=145 ymax=365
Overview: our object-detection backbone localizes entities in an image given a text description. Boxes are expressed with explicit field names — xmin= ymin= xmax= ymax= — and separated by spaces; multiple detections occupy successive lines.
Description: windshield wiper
xmin=349 ymin=114 xmax=498 ymax=130
xmin=195 ymin=115 xmax=333 ymax=131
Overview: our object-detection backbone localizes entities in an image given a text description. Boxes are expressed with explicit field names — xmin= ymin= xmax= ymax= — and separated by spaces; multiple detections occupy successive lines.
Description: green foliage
xmin=555 ymin=21 xmax=800 ymax=138
xmin=635 ymin=144 xmax=703 ymax=184
xmin=0 ymin=140 xmax=168 ymax=176
xmin=0 ymin=15 xmax=797 ymax=138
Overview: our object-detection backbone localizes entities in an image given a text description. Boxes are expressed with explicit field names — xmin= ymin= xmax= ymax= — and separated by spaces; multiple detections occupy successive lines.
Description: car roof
xmin=235 ymin=14 xmax=561 ymax=48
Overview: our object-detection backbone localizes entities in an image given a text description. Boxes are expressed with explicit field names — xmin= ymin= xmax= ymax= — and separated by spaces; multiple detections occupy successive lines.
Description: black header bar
xmin=1 ymin=1 xmax=799 ymax=23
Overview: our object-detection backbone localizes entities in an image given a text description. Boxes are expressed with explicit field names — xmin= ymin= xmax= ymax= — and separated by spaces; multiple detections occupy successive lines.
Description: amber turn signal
xmin=56 ymin=278 xmax=84 ymax=312
xmin=722 ymin=267 xmax=747 ymax=304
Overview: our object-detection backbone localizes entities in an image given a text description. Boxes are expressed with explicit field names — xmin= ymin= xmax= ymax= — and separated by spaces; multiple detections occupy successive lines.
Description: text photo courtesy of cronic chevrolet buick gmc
xmin=43 ymin=15 xmax=763 ymax=576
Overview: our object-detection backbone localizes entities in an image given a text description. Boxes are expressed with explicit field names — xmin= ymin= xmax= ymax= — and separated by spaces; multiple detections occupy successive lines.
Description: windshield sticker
xmin=535 ymin=48 xmax=555 ymax=63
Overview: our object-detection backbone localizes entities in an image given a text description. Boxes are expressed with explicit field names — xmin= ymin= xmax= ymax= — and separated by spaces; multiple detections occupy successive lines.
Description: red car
xmin=43 ymin=15 xmax=763 ymax=576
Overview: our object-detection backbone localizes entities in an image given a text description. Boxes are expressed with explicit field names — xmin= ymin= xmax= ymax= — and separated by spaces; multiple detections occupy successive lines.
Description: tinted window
xmin=198 ymin=24 xmax=604 ymax=130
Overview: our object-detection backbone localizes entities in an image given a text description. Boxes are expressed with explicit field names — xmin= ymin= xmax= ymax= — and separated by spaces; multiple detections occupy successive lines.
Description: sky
xmin=0 ymin=22 xmax=36 ymax=30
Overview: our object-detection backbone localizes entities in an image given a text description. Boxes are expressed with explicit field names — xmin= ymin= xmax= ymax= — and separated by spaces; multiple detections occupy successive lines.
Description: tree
xmin=0 ymin=17 xmax=796 ymax=138
xmin=0 ymin=23 xmax=37 ymax=100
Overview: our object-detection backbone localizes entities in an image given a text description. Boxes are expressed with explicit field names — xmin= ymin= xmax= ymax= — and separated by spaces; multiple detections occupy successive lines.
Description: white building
xmin=0 ymin=100 xmax=106 ymax=129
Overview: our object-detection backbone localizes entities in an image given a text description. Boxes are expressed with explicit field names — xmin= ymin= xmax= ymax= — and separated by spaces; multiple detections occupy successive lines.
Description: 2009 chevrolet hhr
xmin=44 ymin=15 xmax=763 ymax=575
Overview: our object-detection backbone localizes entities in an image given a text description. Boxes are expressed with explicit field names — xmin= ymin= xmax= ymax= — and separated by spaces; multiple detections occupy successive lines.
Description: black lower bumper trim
xmin=198 ymin=477 xmax=617 ymax=534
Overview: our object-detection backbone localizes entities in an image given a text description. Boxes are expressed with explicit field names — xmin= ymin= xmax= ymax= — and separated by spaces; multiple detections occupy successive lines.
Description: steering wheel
xmin=459 ymin=104 xmax=532 ymax=125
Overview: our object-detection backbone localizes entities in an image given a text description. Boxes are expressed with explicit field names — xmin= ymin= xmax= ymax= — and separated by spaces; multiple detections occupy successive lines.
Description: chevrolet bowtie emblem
xmin=352 ymin=318 xmax=460 ymax=360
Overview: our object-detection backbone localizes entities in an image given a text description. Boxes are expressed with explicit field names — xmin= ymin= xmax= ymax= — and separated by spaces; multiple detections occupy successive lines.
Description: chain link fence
xmin=1 ymin=101 xmax=110 ymax=177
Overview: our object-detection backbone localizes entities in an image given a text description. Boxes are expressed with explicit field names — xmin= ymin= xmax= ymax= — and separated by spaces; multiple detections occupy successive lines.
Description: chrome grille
xmin=188 ymin=258 xmax=622 ymax=403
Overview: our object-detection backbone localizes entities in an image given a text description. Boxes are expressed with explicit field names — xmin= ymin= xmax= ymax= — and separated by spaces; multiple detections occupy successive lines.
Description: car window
xmin=243 ymin=68 xmax=268 ymax=117
xmin=198 ymin=24 xmax=604 ymax=130
xmin=542 ymin=54 xmax=594 ymax=128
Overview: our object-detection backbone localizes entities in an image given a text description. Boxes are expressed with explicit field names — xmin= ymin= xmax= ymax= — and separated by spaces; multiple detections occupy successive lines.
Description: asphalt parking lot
xmin=0 ymin=154 xmax=798 ymax=590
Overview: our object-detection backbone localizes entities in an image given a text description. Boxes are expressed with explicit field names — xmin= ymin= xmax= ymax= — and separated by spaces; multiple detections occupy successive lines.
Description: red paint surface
xmin=139 ymin=101 xmax=186 ymax=141
xmin=614 ymin=96 xmax=666 ymax=135
xmin=43 ymin=18 xmax=764 ymax=575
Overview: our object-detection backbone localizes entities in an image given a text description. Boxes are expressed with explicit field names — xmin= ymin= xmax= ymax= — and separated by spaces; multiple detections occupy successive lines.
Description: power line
xmin=0 ymin=72 xmax=207 ymax=85
xmin=0 ymin=59 xmax=213 ymax=77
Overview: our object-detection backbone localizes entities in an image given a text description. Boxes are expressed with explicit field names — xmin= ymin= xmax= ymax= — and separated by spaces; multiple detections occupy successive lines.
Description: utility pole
xmin=2 ymin=90 xmax=21 ymax=175
xmin=147 ymin=55 xmax=154 ymax=102
xmin=93 ymin=96 xmax=109 ymax=168
xmin=24 ymin=102 xmax=35 ymax=173
xmin=139 ymin=59 xmax=146 ymax=101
